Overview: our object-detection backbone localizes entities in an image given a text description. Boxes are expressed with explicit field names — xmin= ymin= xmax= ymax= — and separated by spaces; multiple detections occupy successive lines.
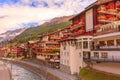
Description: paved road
xmin=0 ymin=61 xmax=11 ymax=80
xmin=17 ymin=60 xmax=78 ymax=80
xmin=92 ymin=62 xmax=120 ymax=75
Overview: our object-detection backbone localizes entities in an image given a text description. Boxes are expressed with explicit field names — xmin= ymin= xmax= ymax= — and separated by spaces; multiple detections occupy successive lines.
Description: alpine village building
xmin=60 ymin=0 xmax=120 ymax=74
xmin=27 ymin=0 xmax=120 ymax=75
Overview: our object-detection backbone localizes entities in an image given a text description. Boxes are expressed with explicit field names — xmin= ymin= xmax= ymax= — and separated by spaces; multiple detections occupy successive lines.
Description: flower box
xmin=106 ymin=2 xmax=115 ymax=9
xmin=98 ymin=15 xmax=107 ymax=20
xmin=116 ymin=1 xmax=120 ymax=8
xmin=97 ymin=5 xmax=106 ymax=12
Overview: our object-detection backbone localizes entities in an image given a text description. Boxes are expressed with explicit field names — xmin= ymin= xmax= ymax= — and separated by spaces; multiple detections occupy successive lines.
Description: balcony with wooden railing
xmin=94 ymin=21 xmax=120 ymax=36
xmin=50 ymin=35 xmax=61 ymax=40
xmin=70 ymin=22 xmax=85 ymax=30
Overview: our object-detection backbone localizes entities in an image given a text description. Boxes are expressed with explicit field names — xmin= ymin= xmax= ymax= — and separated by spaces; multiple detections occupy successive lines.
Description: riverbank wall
xmin=1 ymin=59 xmax=61 ymax=80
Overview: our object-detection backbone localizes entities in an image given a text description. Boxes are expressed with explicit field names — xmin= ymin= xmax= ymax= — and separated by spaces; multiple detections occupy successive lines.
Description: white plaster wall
xmin=60 ymin=42 xmax=83 ymax=74
xmin=43 ymin=36 xmax=49 ymax=41
xmin=60 ymin=43 xmax=70 ymax=66
xmin=69 ymin=45 xmax=76 ymax=74
xmin=37 ymin=55 xmax=45 ymax=60
xmin=75 ymin=49 xmax=83 ymax=72
xmin=60 ymin=36 xmax=93 ymax=74
xmin=86 ymin=9 xmax=93 ymax=31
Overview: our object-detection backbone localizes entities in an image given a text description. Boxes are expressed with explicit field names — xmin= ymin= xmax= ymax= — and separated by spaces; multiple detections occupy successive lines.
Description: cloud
xmin=0 ymin=0 xmax=96 ymax=33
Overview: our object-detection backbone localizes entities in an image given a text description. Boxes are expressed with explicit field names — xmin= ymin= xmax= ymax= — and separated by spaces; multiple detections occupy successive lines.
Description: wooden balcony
xmin=74 ymin=30 xmax=93 ymax=37
xmin=45 ymin=41 xmax=59 ymax=45
xmin=94 ymin=28 xmax=119 ymax=36
xmin=50 ymin=36 xmax=60 ymax=40
xmin=70 ymin=23 xmax=84 ymax=30
xmin=94 ymin=21 xmax=120 ymax=36
xmin=97 ymin=0 xmax=113 ymax=5
xmin=98 ymin=10 xmax=120 ymax=17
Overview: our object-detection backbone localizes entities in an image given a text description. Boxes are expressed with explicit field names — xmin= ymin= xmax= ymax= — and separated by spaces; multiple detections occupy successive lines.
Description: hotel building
xmin=60 ymin=0 xmax=120 ymax=74
xmin=91 ymin=0 xmax=120 ymax=62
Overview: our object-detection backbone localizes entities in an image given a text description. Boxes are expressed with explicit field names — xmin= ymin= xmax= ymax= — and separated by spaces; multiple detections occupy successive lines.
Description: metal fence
xmin=84 ymin=56 xmax=120 ymax=62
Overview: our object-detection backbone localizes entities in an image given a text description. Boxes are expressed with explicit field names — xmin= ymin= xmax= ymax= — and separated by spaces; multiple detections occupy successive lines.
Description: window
xmin=99 ymin=41 xmax=106 ymax=46
xmin=89 ymin=41 xmax=92 ymax=49
xmin=79 ymin=42 xmax=82 ymax=49
xmin=63 ymin=46 xmax=66 ymax=50
xmin=83 ymin=38 xmax=88 ymax=40
xmin=76 ymin=42 xmax=79 ymax=49
xmin=79 ymin=39 xmax=82 ymax=40
xmin=101 ymin=52 xmax=108 ymax=58
xmin=89 ymin=38 xmax=92 ymax=40
xmin=79 ymin=52 xmax=81 ymax=57
xmin=94 ymin=52 xmax=99 ymax=58
xmin=116 ymin=39 xmax=120 ymax=45
xmin=64 ymin=60 xmax=66 ymax=64
xmin=67 ymin=60 xmax=69 ymax=65
xmin=107 ymin=40 xmax=114 ymax=46
xmin=83 ymin=41 xmax=88 ymax=49
xmin=71 ymin=41 xmax=76 ymax=46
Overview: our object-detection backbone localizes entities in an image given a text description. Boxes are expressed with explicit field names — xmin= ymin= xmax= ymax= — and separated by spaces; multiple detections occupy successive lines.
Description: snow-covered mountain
xmin=0 ymin=28 xmax=26 ymax=42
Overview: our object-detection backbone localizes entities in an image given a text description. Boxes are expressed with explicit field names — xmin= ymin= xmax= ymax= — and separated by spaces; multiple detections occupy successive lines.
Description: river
xmin=4 ymin=61 xmax=45 ymax=80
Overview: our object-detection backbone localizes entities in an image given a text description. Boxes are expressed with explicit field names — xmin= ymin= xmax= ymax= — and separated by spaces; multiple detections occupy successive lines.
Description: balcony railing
xmin=92 ymin=45 xmax=120 ymax=50
xmin=50 ymin=36 xmax=60 ymax=40
xmin=70 ymin=23 xmax=85 ymax=30
xmin=94 ymin=21 xmax=120 ymax=36
xmin=89 ymin=56 xmax=120 ymax=62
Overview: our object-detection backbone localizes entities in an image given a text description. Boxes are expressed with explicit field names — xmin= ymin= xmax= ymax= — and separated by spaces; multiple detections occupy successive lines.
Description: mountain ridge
xmin=41 ymin=15 xmax=73 ymax=26
xmin=0 ymin=28 xmax=26 ymax=42
xmin=10 ymin=15 xmax=74 ymax=43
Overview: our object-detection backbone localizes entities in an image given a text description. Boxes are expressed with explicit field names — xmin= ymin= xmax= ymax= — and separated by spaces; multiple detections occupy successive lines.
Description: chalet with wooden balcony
xmin=27 ymin=40 xmax=38 ymax=58
xmin=34 ymin=30 xmax=63 ymax=68
xmin=11 ymin=47 xmax=25 ymax=57
xmin=59 ymin=0 xmax=120 ymax=75
xmin=59 ymin=5 xmax=95 ymax=74
xmin=90 ymin=0 xmax=120 ymax=62
xmin=0 ymin=48 xmax=8 ymax=57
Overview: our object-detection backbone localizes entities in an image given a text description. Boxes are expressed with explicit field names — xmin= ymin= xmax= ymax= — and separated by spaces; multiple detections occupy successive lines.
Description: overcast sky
xmin=0 ymin=0 xmax=96 ymax=33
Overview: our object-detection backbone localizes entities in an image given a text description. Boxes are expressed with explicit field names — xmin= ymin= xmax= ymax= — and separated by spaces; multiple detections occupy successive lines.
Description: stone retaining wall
xmin=13 ymin=61 xmax=61 ymax=80
xmin=3 ymin=59 xmax=61 ymax=80
xmin=60 ymin=64 xmax=71 ymax=74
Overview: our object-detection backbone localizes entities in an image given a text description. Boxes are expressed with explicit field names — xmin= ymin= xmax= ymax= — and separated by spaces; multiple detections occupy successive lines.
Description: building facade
xmin=60 ymin=0 xmax=120 ymax=74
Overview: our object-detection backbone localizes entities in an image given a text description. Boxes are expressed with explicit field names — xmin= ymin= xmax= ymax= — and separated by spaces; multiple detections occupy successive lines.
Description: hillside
xmin=11 ymin=15 xmax=73 ymax=43
xmin=42 ymin=16 xmax=73 ymax=26
xmin=14 ymin=22 xmax=70 ymax=43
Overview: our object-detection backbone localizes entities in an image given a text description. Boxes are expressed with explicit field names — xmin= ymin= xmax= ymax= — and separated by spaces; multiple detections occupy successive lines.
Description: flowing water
xmin=4 ymin=61 xmax=45 ymax=80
